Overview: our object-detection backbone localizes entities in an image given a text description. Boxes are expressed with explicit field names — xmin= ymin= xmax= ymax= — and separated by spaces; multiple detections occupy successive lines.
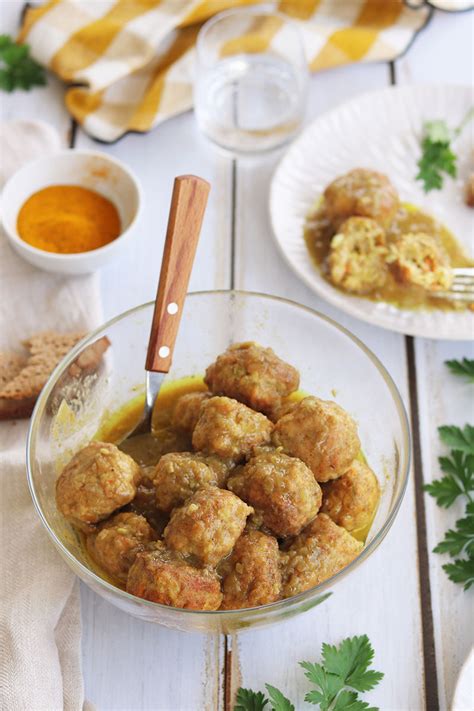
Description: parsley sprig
xmin=445 ymin=358 xmax=474 ymax=383
xmin=423 ymin=361 xmax=474 ymax=590
xmin=234 ymin=635 xmax=383 ymax=711
xmin=416 ymin=108 xmax=474 ymax=192
xmin=0 ymin=34 xmax=46 ymax=92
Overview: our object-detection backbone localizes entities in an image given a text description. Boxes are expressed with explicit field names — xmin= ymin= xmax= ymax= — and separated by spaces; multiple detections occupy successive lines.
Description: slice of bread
xmin=0 ymin=331 xmax=85 ymax=420
xmin=0 ymin=351 xmax=27 ymax=390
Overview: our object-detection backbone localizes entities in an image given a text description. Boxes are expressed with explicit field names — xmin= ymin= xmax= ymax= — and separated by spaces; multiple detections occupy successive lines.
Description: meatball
xmin=220 ymin=530 xmax=282 ymax=609
xmin=86 ymin=512 xmax=155 ymax=582
xmin=152 ymin=452 xmax=228 ymax=513
xmin=328 ymin=217 xmax=388 ymax=294
xmin=164 ymin=487 xmax=253 ymax=566
xmin=56 ymin=441 xmax=140 ymax=527
xmin=267 ymin=399 xmax=298 ymax=424
xmin=273 ymin=397 xmax=360 ymax=483
xmin=171 ymin=391 xmax=211 ymax=433
xmin=127 ymin=542 xmax=222 ymax=610
xmin=387 ymin=232 xmax=453 ymax=291
xmin=227 ymin=449 xmax=322 ymax=537
xmin=281 ymin=514 xmax=363 ymax=597
xmin=192 ymin=396 xmax=273 ymax=462
xmin=323 ymin=168 xmax=399 ymax=228
xmin=204 ymin=342 xmax=299 ymax=414
xmin=321 ymin=459 xmax=379 ymax=533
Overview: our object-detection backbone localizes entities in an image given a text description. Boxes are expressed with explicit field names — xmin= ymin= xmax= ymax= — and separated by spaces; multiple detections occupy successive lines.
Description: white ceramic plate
xmin=269 ymin=85 xmax=474 ymax=340
xmin=452 ymin=648 xmax=474 ymax=711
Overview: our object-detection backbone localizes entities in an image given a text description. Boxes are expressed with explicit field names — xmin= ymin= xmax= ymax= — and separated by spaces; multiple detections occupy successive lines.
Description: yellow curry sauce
xmin=305 ymin=202 xmax=474 ymax=310
xmin=17 ymin=185 xmax=121 ymax=254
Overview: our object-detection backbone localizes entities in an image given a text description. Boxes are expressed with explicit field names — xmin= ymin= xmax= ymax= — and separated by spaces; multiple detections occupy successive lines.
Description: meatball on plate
xmin=270 ymin=85 xmax=473 ymax=339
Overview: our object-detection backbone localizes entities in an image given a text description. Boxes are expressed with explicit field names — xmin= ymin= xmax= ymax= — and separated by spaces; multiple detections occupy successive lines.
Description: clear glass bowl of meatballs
xmin=27 ymin=291 xmax=410 ymax=633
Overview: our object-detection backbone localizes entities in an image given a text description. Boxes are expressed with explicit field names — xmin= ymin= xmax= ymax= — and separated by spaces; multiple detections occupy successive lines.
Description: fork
xmin=431 ymin=268 xmax=474 ymax=303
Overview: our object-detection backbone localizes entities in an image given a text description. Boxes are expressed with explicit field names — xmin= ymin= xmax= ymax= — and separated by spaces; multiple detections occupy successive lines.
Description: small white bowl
xmin=1 ymin=149 xmax=141 ymax=275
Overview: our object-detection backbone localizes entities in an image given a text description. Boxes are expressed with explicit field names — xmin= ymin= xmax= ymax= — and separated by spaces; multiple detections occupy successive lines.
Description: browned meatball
xmin=321 ymin=459 xmax=379 ymax=533
xmin=152 ymin=452 xmax=228 ymax=513
xmin=192 ymin=396 xmax=273 ymax=462
xmin=220 ymin=530 xmax=281 ymax=609
xmin=227 ymin=449 xmax=322 ymax=537
xmin=86 ymin=512 xmax=155 ymax=582
xmin=164 ymin=487 xmax=253 ymax=566
xmin=127 ymin=542 xmax=222 ymax=610
xmin=56 ymin=441 xmax=140 ymax=527
xmin=324 ymin=168 xmax=399 ymax=228
xmin=267 ymin=399 xmax=298 ymax=423
xmin=272 ymin=397 xmax=360 ymax=483
xmin=281 ymin=514 xmax=363 ymax=597
xmin=171 ymin=391 xmax=211 ymax=433
xmin=205 ymin=342 xmax=299 ymax=414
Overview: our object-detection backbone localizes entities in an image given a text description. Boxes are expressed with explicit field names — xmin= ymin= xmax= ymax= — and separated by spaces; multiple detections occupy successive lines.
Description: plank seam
xmin=405 ymin=336 xmax=440 ymax=711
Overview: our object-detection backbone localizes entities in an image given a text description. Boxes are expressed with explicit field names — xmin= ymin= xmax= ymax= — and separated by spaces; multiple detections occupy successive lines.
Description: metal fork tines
xmin=431 ymin=268 xmax=474 ymax=303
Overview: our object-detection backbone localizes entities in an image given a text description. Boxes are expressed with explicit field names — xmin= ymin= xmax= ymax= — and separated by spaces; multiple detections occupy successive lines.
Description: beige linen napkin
xmin=0 ymin=121 xmax=102 ymax=711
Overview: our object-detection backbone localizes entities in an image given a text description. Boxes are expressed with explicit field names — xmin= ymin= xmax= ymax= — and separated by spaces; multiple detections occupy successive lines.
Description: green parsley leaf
xmin=301 ymin=636 xmax=382 ymax=710
xmin=333 ymin=690 xmax=378 ymax=711
xmin=443 ymin=555 xmax=474 ymax=591
xmin=265 ymin=684 xmax=295 ymax=711
xmin=424 ymin=449 xmax=474 ymax=508
xmin=234 ymin=687 xmax=269 ymax=711
xmin=424 ymin=120 xmax=451 ymax=143
xmin=445 ymin=358 xmax=474 ymax=383
xmin=434 ymin=502 xmax=474 ymax=557
xmin=0 ymin=34 xmax=46 ymax=93
xmin=438 ymin=425 xmax=474 ymax=455
xmin=416 ymin=131 xmax=457 ymax=192
xmin=301 ymin=661 xmax=343 ymax=710
xmin=321 ymin=636 xmax=384 ymax=694
xmin=415 ymin=109 xmax=473 ymax=192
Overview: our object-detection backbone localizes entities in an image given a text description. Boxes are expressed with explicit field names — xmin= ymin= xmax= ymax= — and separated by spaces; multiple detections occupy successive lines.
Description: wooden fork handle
xmin=146 ymin=175 xmax=210 ymax=373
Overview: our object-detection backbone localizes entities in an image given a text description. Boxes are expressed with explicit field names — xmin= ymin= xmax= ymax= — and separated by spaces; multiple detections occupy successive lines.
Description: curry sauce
xmin=305 ymin=201 xmax=473 ymax=310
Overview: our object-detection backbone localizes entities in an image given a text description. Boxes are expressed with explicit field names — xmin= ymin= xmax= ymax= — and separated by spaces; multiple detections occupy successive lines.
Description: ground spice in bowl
xmin=17 ymin=184 xmax=121 ymax=254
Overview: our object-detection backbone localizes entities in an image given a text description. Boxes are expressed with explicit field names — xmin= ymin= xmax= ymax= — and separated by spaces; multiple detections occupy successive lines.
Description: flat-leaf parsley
xmin=0 ymin=34 xmax=46 ymax=92
xmin=416 ymin=108 xmax=474 ymax=192
xmin=234 ymin=635 xmax=383 ymax=711
xmin=423 ymin=361 xmax=474 ymax=590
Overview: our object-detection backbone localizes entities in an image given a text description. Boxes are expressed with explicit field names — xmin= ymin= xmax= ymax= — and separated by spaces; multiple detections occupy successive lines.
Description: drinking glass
xmin=194 ymin=7 xmax=308 ymax=154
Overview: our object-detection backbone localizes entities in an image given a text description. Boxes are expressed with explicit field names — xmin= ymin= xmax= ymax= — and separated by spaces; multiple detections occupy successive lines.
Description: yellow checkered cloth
xmin=19 ymin=0 xmax=431 ymax=143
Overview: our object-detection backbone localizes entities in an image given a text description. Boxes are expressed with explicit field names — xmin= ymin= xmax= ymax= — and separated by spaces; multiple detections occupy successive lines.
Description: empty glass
xmin=194 ymin=8 xmax=308 ymax=154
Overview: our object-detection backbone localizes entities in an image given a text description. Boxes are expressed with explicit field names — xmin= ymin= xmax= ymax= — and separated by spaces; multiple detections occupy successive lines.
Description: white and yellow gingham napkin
xmin=19 ymin=0 xmax=431 ymax=143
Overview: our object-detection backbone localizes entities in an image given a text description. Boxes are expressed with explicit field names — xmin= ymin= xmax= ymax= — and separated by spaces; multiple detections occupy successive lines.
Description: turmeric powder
xmin=17 ymin=185 xmax=121 ymax=254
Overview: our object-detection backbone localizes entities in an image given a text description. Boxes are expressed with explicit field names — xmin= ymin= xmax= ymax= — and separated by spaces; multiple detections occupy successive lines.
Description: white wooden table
xmin=1 ymin=4 xmax=473 ymax=709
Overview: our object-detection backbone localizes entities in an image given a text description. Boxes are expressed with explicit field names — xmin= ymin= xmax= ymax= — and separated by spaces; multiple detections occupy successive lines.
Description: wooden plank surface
xmin=2 ymin=3 xmax=473 ymax=709
xmin=396 ymin=11 xmax=474 ymax=710
xmin=229 ymin=61 xmax=426 ymax=711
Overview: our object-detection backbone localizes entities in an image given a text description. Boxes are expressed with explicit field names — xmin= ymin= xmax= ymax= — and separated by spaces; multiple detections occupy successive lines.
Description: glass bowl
xmin=27 ymin=291 xmax=410 ymax=633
